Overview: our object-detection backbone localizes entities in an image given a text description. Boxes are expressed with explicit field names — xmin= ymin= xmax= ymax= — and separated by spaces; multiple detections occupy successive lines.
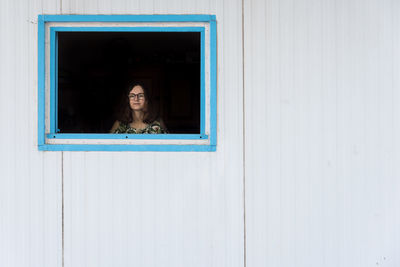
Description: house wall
xmin=1 ymin=0 xmax=399 ymax=266
xmin=245 ymin=0 xmax=400 ymax=266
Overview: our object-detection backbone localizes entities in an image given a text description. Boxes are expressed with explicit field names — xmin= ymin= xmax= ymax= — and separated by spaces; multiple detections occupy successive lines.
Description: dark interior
xmin=57 ymin=31 xmax=201 ymax=133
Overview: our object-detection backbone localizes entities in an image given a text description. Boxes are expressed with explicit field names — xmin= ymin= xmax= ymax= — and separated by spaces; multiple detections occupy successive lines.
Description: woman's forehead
xmin=129 ymin=85 xmax=144 ymax=94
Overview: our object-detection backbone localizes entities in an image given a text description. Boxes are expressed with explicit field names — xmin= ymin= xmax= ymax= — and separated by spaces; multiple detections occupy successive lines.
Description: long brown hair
xmin=118 ymin=82 xmax=158 ymax=125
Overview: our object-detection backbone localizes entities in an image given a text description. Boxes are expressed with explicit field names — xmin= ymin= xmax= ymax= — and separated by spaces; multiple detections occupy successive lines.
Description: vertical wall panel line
xmin=61 ymin=151 xmax=64 ymax=267
xmin=60 ymin=1 xmax=64 ymax=265
xmin=241 ymin=0 xmax=246 ymax=267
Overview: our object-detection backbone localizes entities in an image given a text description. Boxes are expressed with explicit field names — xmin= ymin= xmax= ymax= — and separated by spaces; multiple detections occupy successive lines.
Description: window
xmin=38 ymin=15 xmax=217 ymax=151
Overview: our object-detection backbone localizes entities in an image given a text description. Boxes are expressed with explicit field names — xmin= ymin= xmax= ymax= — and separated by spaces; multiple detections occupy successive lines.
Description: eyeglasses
xmin=128 ymin=93 xmax=145 ymax=100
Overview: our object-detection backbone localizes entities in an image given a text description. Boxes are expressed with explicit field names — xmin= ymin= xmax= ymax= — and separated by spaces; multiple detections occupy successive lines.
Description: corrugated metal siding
xmin=0 ymin=0 xmax=62 ymax=267
xmin=1 ymin=0 xmax=400 ymax=266
xmin=58 ymin=1 xmax=244 ymax=266
xmin=245 ymin=0 xmax=400 ymax=266
xmin=58 ymin=0 xmax=240 ymax=267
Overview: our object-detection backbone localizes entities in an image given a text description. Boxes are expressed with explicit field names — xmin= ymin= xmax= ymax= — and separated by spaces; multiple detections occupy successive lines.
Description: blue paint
xmin=38 ymin=15 xmax=217 ymax=151
xmin=55 ymin=32 xmax=59 ymax=132
xmin=40 ymin=14 xmax=216 ymax=23
xmin=39 ymin=144 xmax=216 ymax=152
xmin=46 ymin=134 xmax=208 ymax=140
xmin=200 ymin=28 xmax=205 ymax=134
xmin=50 ymin=28 xmax=57 ymax=133
xmin=50 ymin=26 xmax=205 ymax=140
xmin=38 ymin=16 xmax=45 ymax=146
xmin=51 ymin=26 xmax=204 ymax=32
xmin=210 ymin=20 xmax=217 ymax=146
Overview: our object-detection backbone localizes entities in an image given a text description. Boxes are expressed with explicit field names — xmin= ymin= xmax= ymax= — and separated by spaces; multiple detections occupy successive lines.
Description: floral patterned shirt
xmin=113 ymin=120 xmax=167 ymax=134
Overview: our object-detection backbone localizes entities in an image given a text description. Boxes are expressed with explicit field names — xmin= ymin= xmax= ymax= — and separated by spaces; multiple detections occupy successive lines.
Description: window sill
xmin=38 ymin=144 xmax=216 ymax=152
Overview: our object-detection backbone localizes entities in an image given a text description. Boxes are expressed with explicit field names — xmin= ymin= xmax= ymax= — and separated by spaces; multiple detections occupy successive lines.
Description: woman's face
xmin=128 ymin=85 xmax=146 ymax=111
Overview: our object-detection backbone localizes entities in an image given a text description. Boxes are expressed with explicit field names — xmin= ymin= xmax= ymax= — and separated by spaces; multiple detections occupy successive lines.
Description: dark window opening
xmin=57 ymin=31 xmax=201 ymax=134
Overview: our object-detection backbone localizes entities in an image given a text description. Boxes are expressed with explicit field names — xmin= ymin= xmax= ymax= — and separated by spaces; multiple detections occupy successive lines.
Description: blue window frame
xmin=38 ymin=15 xmax=217 ymax=151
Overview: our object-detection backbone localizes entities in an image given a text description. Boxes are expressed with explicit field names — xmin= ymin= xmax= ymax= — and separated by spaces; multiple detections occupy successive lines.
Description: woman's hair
xmin=118 ymin=82 xmax=158 ymax=124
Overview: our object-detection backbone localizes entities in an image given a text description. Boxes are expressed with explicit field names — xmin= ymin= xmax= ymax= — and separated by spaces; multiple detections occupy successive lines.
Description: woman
xmin=110 ymin=83 xmax=167 ymax=134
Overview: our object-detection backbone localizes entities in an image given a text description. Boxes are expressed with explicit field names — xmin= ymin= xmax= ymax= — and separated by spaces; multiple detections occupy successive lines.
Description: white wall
xmin=1 ymin=0 xmax=244 ymax=267
xmin=245 ymin=0 xmax=400 ymax=266
xmin=1 ymin=1 xmax=62 ymax=266
xmin=1 ymin=0 xmax=399 ymax=266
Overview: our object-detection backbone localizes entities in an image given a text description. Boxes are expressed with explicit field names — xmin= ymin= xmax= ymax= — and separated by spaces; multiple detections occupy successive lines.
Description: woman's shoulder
xmin=149 ymin=120 xmax=162 ymax=126
xmin=110 ymin=120 xmax=120 ymax=133
xmin=148 ymin=119 xmax=167 ymax=133
xmin=111 ymin=120 xmax=130 ymax=133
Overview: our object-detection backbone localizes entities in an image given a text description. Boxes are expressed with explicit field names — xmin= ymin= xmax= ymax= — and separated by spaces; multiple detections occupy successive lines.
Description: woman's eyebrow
xmin=129 ymin=93 xmax=144 ymax=95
